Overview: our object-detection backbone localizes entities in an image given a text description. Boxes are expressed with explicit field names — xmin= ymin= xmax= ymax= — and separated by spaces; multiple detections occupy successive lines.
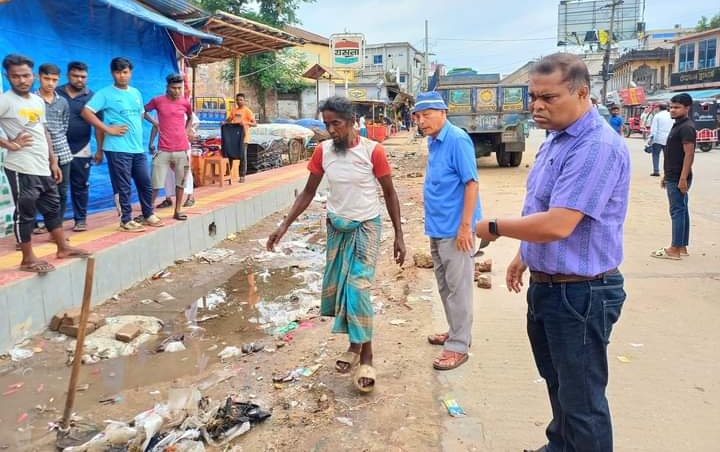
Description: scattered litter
xmin=373 ymin=301 xmax=385 ymax=314
xmin=313 ymin=191 xmax=328 ymax=203
xmin=207 ymin=344 xmax=219 ymax=352
xmin=616 ymin=355 xmax=632 ymax=363
xmin=36 ymin=384 xmax=44 ymax=393
xmin=218 ymin=346 xmax=242 ymax=361
xmin=99 ymin=396 xmax=123 ymax=405
xmin=275 ymin=322 xmax=298 ymax=336
xmin=241 ymin=343 xmax=264 ymax=354
xmin=149 ymin=390 xmax=161 ymax=396
xmin=227 ymin=233 xmax=237 ymax=240
xmin=629 ymin=343 xmax=644 ymax=348
xmin=413 ymin=252 xmax=433 ymax=269
xmin=140 ymin=299 xmax=157 ymax=305
xmin=400 ymin=217 xmax=408 ymax=224
xmin=534 ymin=378 xmax=544 ymax=384
xmin=50 ymin=308 xmax=105 ymax=337
xmin=16 ymin=412 xmax=29 ymax=423
xmin=336 ymin=416 xmax=354 ymax=427
xmin=300 ymin=364 xmax=322 ymax=377
xmin=2 ymin=382 xmax=24 ymax=396
xmin=389 ymin=319 xmax=408 ymax=326
xmin=442 ymin=398 xmax=466 ymax=417
xmin=402 ymin=202 xmax=415 ymax=206
xmin=9 ymin=348 xmax=33 ymax=362
xmin=175 ymin=257 xmax=193 ymax=264
xmin=152 ymin=270 xmax=171 ymax=280
xmin=282 ymin=333 xmax=294 ymax=342
xmin=76 ymin=383 xmax=90 ymax=392
xmin=156 ymin=291 xmax=176 ymax=302
xmin=196 ymin=248 xmax=235 ymax=264
xmin=157 ymin=334 xmax=186 ymax=353
xmin=421 ymin=289 xmax=433 ymax=293
xmin=298 ymin=320 xmax=315 ymax=329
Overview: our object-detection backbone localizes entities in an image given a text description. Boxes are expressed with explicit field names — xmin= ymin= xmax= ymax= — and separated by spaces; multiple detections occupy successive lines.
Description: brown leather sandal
xmin=427 ymin=332 xmax=449 ymax=345
xmin=433 ymin=350 xmax=468 ymax=371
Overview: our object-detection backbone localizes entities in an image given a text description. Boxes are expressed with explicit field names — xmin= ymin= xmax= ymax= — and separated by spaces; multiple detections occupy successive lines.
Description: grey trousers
xmin=430 ymin=237 xmax=474 ymax=353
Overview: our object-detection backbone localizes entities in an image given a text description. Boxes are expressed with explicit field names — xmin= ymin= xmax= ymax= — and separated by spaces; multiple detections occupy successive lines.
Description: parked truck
xmin=432 ymin=71 xmax=530 ymax=167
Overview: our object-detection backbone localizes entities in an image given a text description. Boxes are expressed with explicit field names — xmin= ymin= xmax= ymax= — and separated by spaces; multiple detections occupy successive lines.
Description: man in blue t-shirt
xmin=416 ymin=91 xmax=482 ymax=371
xmin=82 ymin=57 xmax=162 ymax=232
xmin=609 ymin=105 xmax=624 ymax=135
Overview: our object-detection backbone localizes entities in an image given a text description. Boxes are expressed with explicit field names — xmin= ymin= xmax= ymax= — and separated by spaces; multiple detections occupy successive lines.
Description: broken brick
xmin=115 ymin=324 xmax=141 ymax=343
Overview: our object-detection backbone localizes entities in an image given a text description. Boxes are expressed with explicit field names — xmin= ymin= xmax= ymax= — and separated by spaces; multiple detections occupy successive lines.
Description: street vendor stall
xmin=350 ymin=100 xmax=391 ymax=142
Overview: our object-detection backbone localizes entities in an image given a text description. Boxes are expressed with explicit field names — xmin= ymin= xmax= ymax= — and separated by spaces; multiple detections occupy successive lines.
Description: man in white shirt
xmin=649 ymin=103 xmax=673 ymax=177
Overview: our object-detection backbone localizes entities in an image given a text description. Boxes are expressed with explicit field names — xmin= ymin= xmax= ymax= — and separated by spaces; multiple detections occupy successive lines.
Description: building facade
xmin=608 ymin=47 xmax=675 ymax=94
xmin=359 ymin=42 xmax=425 ymax=96
xmin=670 ymin=28 xmax=720 ymax=91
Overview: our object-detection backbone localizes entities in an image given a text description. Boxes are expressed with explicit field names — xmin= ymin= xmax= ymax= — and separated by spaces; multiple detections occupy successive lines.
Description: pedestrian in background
xmin=35 ymin=63 xmax=72 ymax=234
xmin=475 ymin=53 xmax=630 ymax=452
xmin=225 ymin=93 xmax=256 ymax=183
xmin=266 ymin=96 xmax=405 ymax=393
xmin=415 ymin=91 xmax=481 ymax=371
xmin=57 ymin=61 xmax=103 ymax=232
xmin=648 ymin=103 xmax=673 ymax=177
xmin=609 ymin=105 xmax=624 ymax=135
xmin=650 ymin=93 xmax=695 ymax=261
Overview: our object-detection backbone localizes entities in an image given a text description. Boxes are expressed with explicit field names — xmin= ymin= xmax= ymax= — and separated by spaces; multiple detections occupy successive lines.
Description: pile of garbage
xmin=61 ymin=389 xmax=270 ymax=451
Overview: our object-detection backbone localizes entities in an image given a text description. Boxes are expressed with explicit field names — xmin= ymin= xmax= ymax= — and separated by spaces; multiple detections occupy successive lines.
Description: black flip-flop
xmin=173 ymin=213 xmax=188 ymax=221
xmin=156 ymin=198 xmax=173 ymax=209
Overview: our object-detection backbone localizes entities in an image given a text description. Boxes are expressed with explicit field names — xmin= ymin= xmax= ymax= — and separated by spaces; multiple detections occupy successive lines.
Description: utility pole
xmin=602 ymin=0 xmax=623 ymax=104
xmin=423 ymin=19 xmax=429 ymax=91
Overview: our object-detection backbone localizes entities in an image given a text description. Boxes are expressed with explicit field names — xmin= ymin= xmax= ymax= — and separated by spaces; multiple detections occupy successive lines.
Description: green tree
xmin=194 ymin=0 xmax=311 ymax=26
xmin=696 ymin=11 xmax=720 ymax=31
xmin=222 ymin=49 xmax=308 ymax=120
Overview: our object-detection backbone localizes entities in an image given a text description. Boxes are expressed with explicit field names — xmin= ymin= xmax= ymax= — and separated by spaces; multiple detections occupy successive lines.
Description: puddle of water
xmin=0 ymin=228 xmax=327 ymax=447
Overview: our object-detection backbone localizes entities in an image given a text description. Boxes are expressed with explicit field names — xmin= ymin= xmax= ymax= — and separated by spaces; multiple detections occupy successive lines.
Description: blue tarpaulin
xmin=0 ymin=0 xmax=219 ymax=220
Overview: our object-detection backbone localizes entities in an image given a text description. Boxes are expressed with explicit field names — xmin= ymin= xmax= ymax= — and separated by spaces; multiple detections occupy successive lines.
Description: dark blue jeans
xmin=666 ymin=180 xmax=690 ymax=247
xmin=651 ymin=143 xmax=664 ymax=174
xmin=105 ymin=151 xmax=153 ymax=224
xmin=527 ymin=271 xmax=626 ymax=452
xmin=70 ymin=156 xmax=91 ymax=223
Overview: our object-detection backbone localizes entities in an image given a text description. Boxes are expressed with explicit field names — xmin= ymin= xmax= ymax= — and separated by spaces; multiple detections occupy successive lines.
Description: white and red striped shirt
xmin=308 ymin=136 xmax=392 ymax=221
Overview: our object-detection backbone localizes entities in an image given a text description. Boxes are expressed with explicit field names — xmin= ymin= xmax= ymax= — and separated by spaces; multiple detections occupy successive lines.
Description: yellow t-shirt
xmin=229 ymin=106 xmax=254 ymax=143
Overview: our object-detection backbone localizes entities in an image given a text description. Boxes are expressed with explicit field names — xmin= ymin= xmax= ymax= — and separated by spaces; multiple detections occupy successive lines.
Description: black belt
xmin=530 ymin=268 xmax=619 ymax=284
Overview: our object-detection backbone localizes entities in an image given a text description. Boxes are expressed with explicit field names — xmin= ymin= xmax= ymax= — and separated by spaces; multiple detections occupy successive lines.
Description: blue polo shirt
xmin=85 ymin=85 xmax=144 ymax=153
xmin=609 ymin=114 xmax=624 ymax=133
xmin=424 ymin=120 xmax=482 ymax=238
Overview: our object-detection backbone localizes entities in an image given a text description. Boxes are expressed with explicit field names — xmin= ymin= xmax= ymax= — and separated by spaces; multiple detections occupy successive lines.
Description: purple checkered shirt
xmin=521 ymin=108 xmax=631 ymax=277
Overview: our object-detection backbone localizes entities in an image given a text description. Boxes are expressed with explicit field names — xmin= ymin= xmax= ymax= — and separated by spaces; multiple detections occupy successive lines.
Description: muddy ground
xmin=1 ymin=130 xmax=719 ymax=451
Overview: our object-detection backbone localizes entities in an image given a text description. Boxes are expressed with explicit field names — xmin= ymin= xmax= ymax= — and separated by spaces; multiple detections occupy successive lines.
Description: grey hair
xmin=530 ymin=53 xmax=591 ymax=93
xmin=319 ymin=96 xmax=354 ymax=121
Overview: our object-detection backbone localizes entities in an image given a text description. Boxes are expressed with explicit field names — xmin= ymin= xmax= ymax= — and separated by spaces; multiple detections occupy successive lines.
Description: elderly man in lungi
xmin=267 ymin=96 xmax=405 ymax=393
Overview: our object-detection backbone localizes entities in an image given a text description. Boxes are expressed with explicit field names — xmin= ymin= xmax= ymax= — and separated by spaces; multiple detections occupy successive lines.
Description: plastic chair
xmin=202 ymin=153 xmax=231 ymax=187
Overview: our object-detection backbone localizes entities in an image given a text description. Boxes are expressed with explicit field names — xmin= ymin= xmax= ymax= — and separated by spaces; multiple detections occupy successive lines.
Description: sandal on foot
xmin=20 ymin=261 xmax=55 ymax=273
xmin=57 ymin=249 xmax=92 ymax=259
xmin=156 ymin=198 xmax=173 ymax=209
xmin=433 ymin=350 xmax=469 ymax=371
xmin=353 ymin=364 xmax=376 ymax=393
xmin=650 ymin=248 xmax=681 ymax=260
xmin=33 ymin=226 xmax=48 ymax=235
xmin=335 ymin=351 xmax=360 ymax=373
xmin=427 ymin=332 xmax=449 ymax=346
xmin=72 ymin=222 xmax=88 ymax=232
xmin=173 ymin=212 xmax=187 ymax=221
xmin=183 ymin=198 xmax=195 ymax=208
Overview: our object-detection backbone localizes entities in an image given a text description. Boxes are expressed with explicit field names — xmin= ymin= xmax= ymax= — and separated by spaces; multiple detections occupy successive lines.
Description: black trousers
xmin=5 ymin=168 xmax=61 ymax=243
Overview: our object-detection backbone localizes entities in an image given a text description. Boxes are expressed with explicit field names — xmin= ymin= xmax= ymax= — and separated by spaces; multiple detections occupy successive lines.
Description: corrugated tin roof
xmin=133 ymin=0 xmax=208 ymax=20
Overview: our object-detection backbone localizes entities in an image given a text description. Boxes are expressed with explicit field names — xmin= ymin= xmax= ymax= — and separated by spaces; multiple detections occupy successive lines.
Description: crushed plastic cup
xmin=10 ymin=347 xmax=33 ymax=361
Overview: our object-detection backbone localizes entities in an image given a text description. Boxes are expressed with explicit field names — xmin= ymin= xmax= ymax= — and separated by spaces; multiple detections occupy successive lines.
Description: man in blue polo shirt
xmin=82 ymin=57 xmax=162 ymax=232
xmin=416 ymin=91 xmax=482 ymax=371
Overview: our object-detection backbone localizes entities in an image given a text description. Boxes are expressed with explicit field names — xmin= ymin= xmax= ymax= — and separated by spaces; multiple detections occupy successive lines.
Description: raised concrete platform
xmin=0 ymin=163 xmax=310 ymax=352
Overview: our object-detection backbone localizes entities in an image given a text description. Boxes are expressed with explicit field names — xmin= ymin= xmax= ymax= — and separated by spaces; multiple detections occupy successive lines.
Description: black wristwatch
xmin=488 ymin=219 xmax=500 ymax=237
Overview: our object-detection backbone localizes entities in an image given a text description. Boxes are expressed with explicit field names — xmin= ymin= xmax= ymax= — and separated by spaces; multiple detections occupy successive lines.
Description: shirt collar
xmin=560 ymin=107 xmax=600 ymax=137
xmin=35 ymin=90 xmax=57 ymax=104
xmin=431 ymin=120 xmax=451 ymax=143
xmin=60 ymin=84 xmax=90 ymax=97
xmin=673 ymin=116 xmax=690 ymax=125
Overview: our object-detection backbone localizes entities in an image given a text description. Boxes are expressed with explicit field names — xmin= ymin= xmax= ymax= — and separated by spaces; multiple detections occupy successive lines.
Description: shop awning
xmin=302 ymin=63 xmax=341 ymax=80
xmin=188 ymin=11 xmax=305 ymax=65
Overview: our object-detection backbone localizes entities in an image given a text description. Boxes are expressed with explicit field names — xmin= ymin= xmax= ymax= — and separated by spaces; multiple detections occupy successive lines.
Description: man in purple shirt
xmin=476 ymin=53 xmax=630 ymax=452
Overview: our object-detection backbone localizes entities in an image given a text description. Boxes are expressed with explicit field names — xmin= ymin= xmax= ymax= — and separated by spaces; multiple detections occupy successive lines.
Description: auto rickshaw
xmin=623 ymin=104 xmax=649 ymax=138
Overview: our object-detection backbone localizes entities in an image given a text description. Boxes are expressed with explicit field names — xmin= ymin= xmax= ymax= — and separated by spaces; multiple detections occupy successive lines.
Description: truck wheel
xmin=699 ymin=143 xmax=712 ymax=152
xmin=496 ymin=145 xmax=511 ymax=167
xmin=509 ymin=152 xmax=523 ymax=167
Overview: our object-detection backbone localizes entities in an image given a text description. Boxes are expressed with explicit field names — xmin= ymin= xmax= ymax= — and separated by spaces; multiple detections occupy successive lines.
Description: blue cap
xmin=412 ymin=91 xmax=448 ymax=113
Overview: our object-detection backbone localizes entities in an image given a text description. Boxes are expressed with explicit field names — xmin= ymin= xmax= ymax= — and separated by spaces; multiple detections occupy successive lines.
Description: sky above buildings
xmin=296 ymin=0 xmax=717 ymax=75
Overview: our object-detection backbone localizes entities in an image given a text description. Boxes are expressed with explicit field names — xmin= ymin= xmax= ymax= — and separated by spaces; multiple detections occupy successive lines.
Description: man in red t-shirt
xmin=144 ymin=74 xmax=193 ymax=220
